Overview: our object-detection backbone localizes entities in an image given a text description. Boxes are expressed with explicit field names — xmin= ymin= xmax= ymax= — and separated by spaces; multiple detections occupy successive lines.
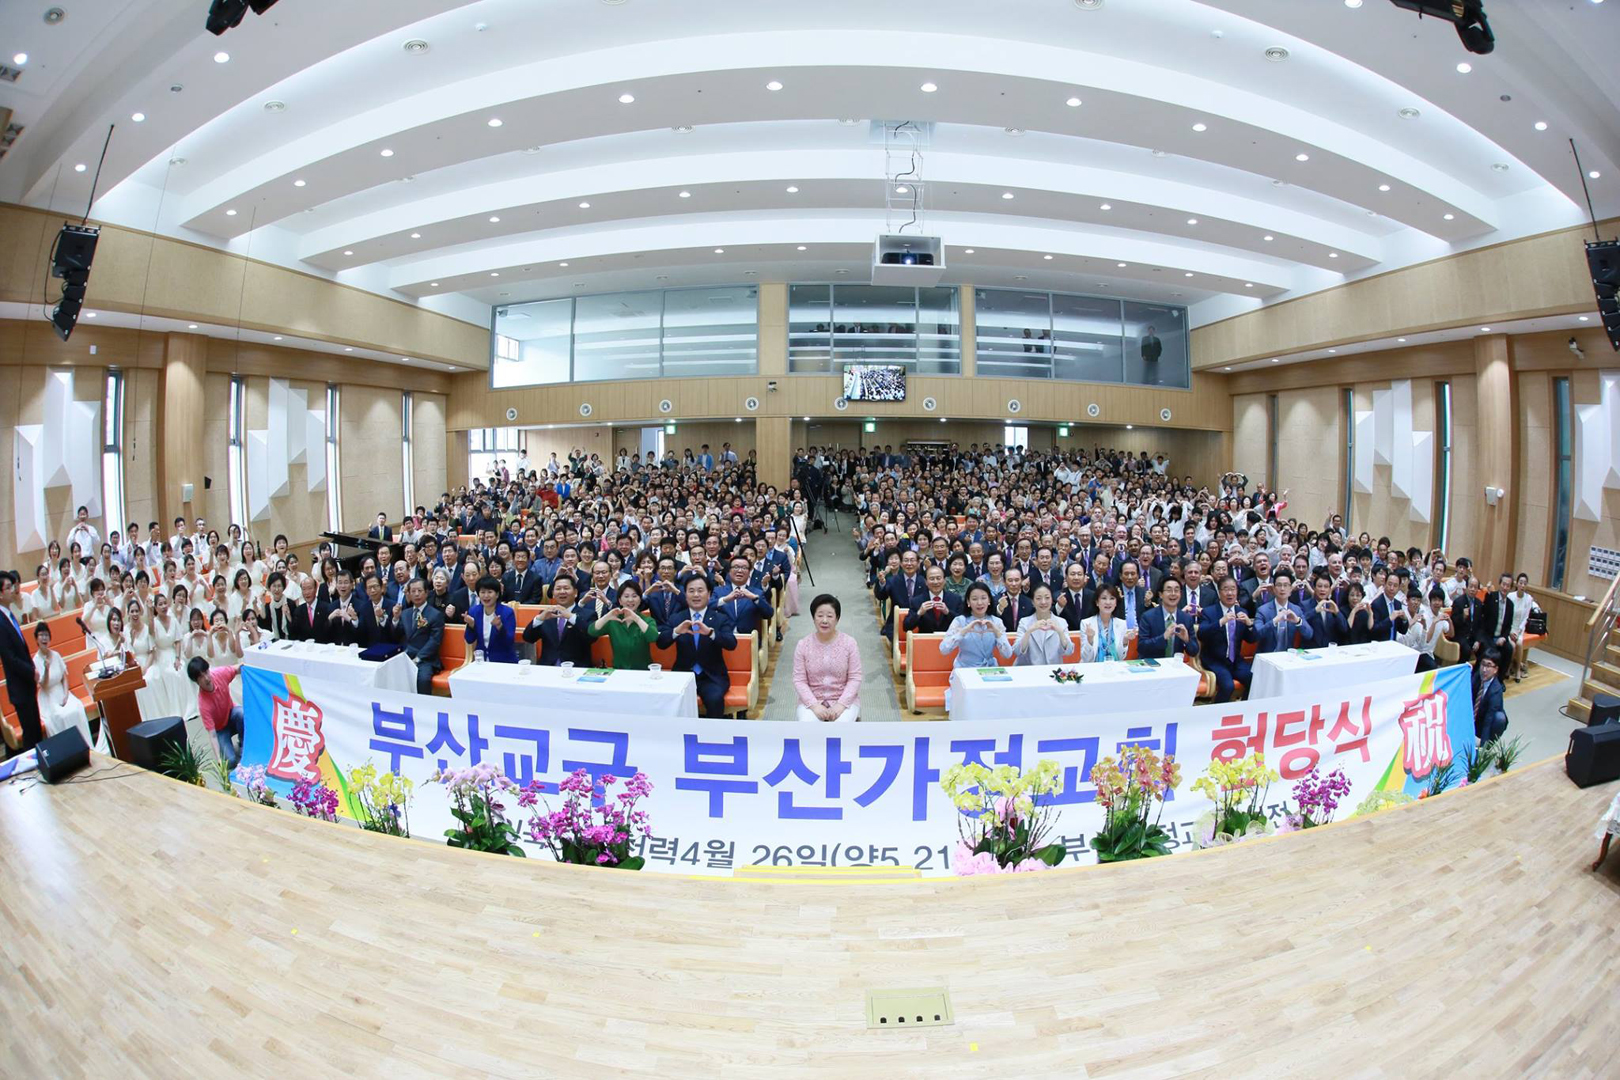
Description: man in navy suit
xmin=995 ymin=568 xmax=1036 ymax=633
xmin=1254 ymin=571 xmax=1314 ymax=654
xmin=392 ymin=579 xmax=444 ymax=695
xmin=881 ymin=550 xmax=927 ymax=639
xmin=503 ymin=547 xmax=544 ymax=605
xmin=521 ymin=575 xmax=591 ymax=667
xmin=904 ymin=565 xmax=963 ymax=634
xmin=1478 ymin=573 xmax=1516 ymax=671
xmin=1472 ymin=648 xmax=1509 ymax=744
xmin=1303 ymin=572 xmax=1347 ymax=649
xmin=1054 ymin=561 xmax=1094 ymax=631
xmin=644 ymin=558 xmax=686 ymax=626
xmin=317 ymin=570 xmax=369 ymax=646
xmin=0 ymin=570 xmax=43 ymax=749
xmin=1369 ymin=574 xmax=1410 ymax=643
xmin=659 ymin=576 xmax=737 ymax=717
xmin=1136 ymin=578 xmax=1200 ymax=660
xmin=1198 ymin=576 xmax=1256 ymax=703
xmin=1116 ymin=560 xmax=1150 ymax=633
xmin=359 ymin=575 xmax=397 ymax=649
xmin=713 ymin=557 xmax=774 ymax=638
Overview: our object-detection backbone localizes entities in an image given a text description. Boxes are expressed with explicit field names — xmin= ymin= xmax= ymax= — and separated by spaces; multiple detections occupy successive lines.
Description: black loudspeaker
xmin=1566 ymin=722 xmax=1620 ymax=788
xmin=1589 ymin=693 xmax=1620 ymax=729
xmin=1588 ymin=239 xmax=1620 ymax=353
xmin=36 ymin=727 xmax=91 ymax=783
xmin=127 ymin=715 xmax=185 ymax=772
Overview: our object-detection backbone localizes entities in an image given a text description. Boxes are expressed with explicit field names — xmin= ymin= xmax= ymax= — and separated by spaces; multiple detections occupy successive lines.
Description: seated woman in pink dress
xmin=791 ymin=594 xmax=862 ymax=723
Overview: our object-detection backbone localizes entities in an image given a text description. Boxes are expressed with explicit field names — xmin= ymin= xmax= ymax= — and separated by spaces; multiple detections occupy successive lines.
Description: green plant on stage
xmin=1352 ymin=789 xmax=1416 ymax=818
xmin=1190 ymin=753 xmax=1279 ymax=848
xmin=1490 ymin=735 xmax=1525 ymax=774
xmin=211 ymin=755 xmax=238 ymax=797
xmin=350 ymin=761 xmax=414 ymax=838
xmin=435 ymin=763 xmax=526 ymax=857
xmin=159 ymin=738 xmax=207 ymax=787
xmin=940 ymin=759 xmax=1068 ymax=873
xmin=1422 ymin=762 xmax=1455 ymax=799
xmin=1462 ymin=741 xmax=1498 ymax=785
xmin=1088 ymin=746 xmax=1181 ymax=863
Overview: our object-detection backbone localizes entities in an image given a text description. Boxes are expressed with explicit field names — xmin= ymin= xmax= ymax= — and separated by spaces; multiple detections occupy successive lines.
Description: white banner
xmin=238 ymin=664 xmax=1476 ymax=876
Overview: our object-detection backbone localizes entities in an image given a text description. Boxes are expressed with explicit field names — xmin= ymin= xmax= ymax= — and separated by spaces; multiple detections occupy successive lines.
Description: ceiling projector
xmin=872 ymin=234 xmax=946 ymax=285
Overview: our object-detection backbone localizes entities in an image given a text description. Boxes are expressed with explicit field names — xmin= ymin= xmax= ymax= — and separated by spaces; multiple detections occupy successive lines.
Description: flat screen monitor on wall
xmin=843 ymin=364 xmax=906 ymax=402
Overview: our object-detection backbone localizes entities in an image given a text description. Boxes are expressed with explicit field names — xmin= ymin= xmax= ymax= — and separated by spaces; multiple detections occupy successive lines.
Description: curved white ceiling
xmin=1 ymin=0 xmax=1614 ymax=334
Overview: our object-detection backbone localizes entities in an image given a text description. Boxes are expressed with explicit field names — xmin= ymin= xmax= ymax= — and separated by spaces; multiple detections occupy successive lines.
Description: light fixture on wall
xmin=1483 ymin=485 xmax=1505 ymax=506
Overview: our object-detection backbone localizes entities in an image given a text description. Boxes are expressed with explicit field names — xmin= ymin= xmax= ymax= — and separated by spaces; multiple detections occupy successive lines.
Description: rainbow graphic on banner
xmin=240 ymin=666 xmax=363 ymax=821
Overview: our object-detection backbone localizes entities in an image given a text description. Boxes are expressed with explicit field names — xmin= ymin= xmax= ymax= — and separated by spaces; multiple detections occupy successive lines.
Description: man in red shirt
xmin=187 ymin=658 xmax=243 ymax=768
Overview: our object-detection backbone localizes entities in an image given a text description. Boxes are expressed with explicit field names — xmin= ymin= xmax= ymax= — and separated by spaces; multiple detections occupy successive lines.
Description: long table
xmin=1247 ymin=640 xmax=1419 ymax=701
xmin=448 ymin=661 xmax=699 ymax=718
xmin=948 ymin=659 xmax=1201 ymax=721
xmin=241 ymin=639 xmax=419 ymax=696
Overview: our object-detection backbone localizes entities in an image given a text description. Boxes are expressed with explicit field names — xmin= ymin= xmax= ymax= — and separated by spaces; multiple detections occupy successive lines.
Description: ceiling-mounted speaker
xmin=1587 ymin=240 xmax=1620 ymax=353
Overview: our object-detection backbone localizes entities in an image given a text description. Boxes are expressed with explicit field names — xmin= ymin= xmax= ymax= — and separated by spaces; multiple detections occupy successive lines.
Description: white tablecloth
xmin=241 ymin=639 xmax=419 ymax=696
xmin=947 ymin=660 xmax=1200 ymax=721
xmin=1247 ymin=640 xmax=1419 ymax=701
xmin=448 ymin=661 xmax=699 ymax=718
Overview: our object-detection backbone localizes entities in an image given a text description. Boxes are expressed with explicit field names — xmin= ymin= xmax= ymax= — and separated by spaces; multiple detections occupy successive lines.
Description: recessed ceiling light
xmin=1263 ymin=234 xmax=1274 ymax=241
xmin=1328 ymin=252 xmax=1339 ymax=258
xmin=380 ymin=148 xmax=394 ymax=157
xmin=786 ymin=185 xmax=799 ymax=193
xmin=578 ymin=201 xmax=591 ymax=208
xmin=678 ymin=190 xmax=691 ymax=198
xmin=1186 ymin=218 xmax=1198 ymax=225
xmin=1456 ymin=62 xmax=1471 ymax=73
xmin=293 ymin=179 xmax=306 ymax=187
xmin=1270 ymin=358 xmax=1279 ymax=363
xmin=797 ymin=245 xmax=807 ymax=250
xmin=490 ymin=272 xmax=499 ymax=277
xmin=1295 ymin=153 xmax=1310 ymax=162
xmin=1480 ymin=326 xmax=1492 ymax=332
xmin=1184 ymin=272 xmax=1194 ymax=277
xmin=1328 ymin=348 xmax=1337 ymax=353
xmin=1004 ymin=127 xmax=1025 ymax=136
xmin=429 ymin=284 xmax=438 ymax=288
xmin=1579 ymin=315 xmax=1590 ymax=322
xmin=1001 ymin=192 xmax=1015 ymax=199
xmin=766 ymin=80 xmax=784 ymax=91
xmin=226 ymin=209 xmax=238 ymax=217
xmin=1117 ymin=262 xmax=1128 ymax=267
xmin=1099 ymin=203 xmax=1111 ymax=210
xmin=1192 ymin=122 xmax=1207 ymax=132
xmin=1150 ymin=149 xmax=1167 ymax=157
xmin=1044 ymin=254 xmax=1054 ymax=260
xmin=714 ymin=248 xmax=725 ymax=254
xmin=673 ymin=125 xmax=695 ymax=133
xmin=264 ymin=100 xmax=286 ymax=112
xmin=1244 ymin=283 xmax=1254 ymax=288
xmin=1398 ymin=107 xmax=1421 ymax=120
xmin=1397 ymin=338 xmax=1406 ymax=342
xmin=342 ymin=249 xmax=353 ymax=255
xmin=410 ymin=232 xmax=421 ymax=239
xmin=344 ymin=347 xmax=353 ymax=351
xmin=188 ymin=323 xmax=198 ymax=329
xmin=213 ymin=51 xmax=229 ymax=63
xmin=1265 ymin=46 xmax=1290 ymax=63
xmin=895 ymin=185 xmax=910 ymax=193
xmin=1443 ymin=213 xmax=1455 ymax=220
xmin=131 ymin=112 xmax=146 ymax=122
xmin=488 ymin=216 xmax=500 ymax=223
xmin=1591 ymin=170 xmax=1603 ymax=179
xmin=920 ymin=82 xmax=938 ymax=92
xmin=1491 ymin=163 xmax=1509 ymax=172
xmin=963 ymin=248 xmax=975 ymax=254
xmin=403 ymin=39 xmax=430 ymax=53
xmin=1013 ymin=275 xmax=1027 ymax=281
xmin=618 ymin=93 xmax=635 ymax=104
xmin=487 ymin=117 xmax=503 ymax=127
xmin=274 ymin=335 xmax=283 ymax=340
xmin=1378 ymin=183 xmax=1391 ymax=191
xmin=1066 ymin=96 xmax=1082 ymax=107
xmin=1344 ymin=0 xmax=1363 ymax=7
xmin=13 ymin=52 xmax=28 ymax=65
xmin=1534 ymin=121 xmax=1548 ymax=131
xmin=74 ymin=163 xmax=86 ymax=173
xmin=559 ymin=262 xmax=569 ymax=267
xmin=84 ymin=312 xmax=95 ymax=319
xmin=1223 ymin=366 xmax=1232 ymax=371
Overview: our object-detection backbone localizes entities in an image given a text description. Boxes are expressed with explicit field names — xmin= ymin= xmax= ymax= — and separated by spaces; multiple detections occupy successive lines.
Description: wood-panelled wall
xmin=1193 ymin=217 xmax=1619 ymax=368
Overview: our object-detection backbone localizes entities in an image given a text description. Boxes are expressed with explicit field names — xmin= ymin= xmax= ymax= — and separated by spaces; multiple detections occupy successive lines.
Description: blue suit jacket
xmin=393 ymin=603 xmax=445 ymax=670
xmin=1303 ymin=598 xmax=1348 ymax=650
xmin=657 ymin=605 xmax=737 ymax=693
xmin=463 ymin=602 xmax=518 ymax=663
xmin=1197 ymin=605 xmax=1255 ymax=666
xmin=1136 ymin=606 xmax=1201 ymax=659
xmin=1255 ymin=599 xmax=1314 ymax=653
xmin=713 ymin=583 xmax=774 ymax=637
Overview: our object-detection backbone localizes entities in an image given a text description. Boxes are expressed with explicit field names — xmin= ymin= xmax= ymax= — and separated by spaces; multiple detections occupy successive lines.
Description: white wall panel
xmin=267 ymin=378 xmax=291 ymax=499
xmin=13 ymin=425 xmax=48 ymax=553
xmin=1604 ymin=370 xmax=1619 ymax=490
xmin=288 ymin=387 xmax=309 ymax=466
xmin=41 ymin=371 xmax=72 ymax=489
xmin=246 ymin=429 xmax=272 ymax=523
xmin=1574 ymin=402 xmax=1606 ymax=522
xmin=1372 ymin=388 xmax=1392 ymax=466
xmin=1390 ymin=379 xmax=1414 ymax=500
xmin=68 ymin=399 xmax=102 ymax=519
xmin=1408 ymin=431 xmax=1433 ymax=524
xmin=305 ymin=409 xmax=327 ymax=492
xmin=1353 ymin=410 xmax=1373 ymax=494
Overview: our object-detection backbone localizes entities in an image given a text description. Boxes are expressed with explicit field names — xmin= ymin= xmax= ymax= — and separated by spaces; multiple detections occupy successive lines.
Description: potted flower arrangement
xmin=1089 ymin=745 xmax=1181 ymax=862
xmin=521 ymin=768 xmax=653 ymax=869
xmin=232 ymin=764 xmax=278 ymax=807
xmin=350 ymin=762 xmax=414 ymax=838
xmin=288 ymin=778 xmax=339 ymax=821
xmin=1190 ymin=753 xmax=1279 ymax=848
xmin=940 ymin=759 xmax=1067 ymax=874
xmin=435 ymin=762 xmax=525 ymax=857
xmin=1281 ymin=766 xmax=1350 ymax=831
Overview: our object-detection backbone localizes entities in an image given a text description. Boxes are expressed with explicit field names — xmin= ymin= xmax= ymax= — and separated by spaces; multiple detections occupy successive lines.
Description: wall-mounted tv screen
xmin=843 ymin=364 xmax=906 ymax=402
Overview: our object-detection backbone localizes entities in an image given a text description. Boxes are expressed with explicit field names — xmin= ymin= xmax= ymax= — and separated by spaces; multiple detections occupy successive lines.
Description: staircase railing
xmin=1579 ymin=571 xmax=1620 ymax=705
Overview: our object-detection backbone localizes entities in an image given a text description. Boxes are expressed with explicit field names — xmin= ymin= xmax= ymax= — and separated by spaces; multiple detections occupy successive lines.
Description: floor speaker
xmin=37 ymin=727 xmax=91 ymax=783
xmin=127 ymin=715 xmax=186 ymax=772
xmin=1588 ymin=693 xmax=1620 ymax=728
xmin=1566 ymin=723 xmax=1620 ymax=788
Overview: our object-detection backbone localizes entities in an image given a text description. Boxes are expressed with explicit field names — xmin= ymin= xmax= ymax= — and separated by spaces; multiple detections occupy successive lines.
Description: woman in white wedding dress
xmin=140 ymin=591 xmax=194 ymax=721
xmin=32 ymin=623 xmax=106 ymax=752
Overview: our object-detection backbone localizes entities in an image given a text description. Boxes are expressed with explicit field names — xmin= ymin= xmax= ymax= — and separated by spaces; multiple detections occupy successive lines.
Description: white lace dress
xmin=139 ymin=616 xmax=194 ymax=721
xmin=34 ymin=650 xmax=104 ymax=752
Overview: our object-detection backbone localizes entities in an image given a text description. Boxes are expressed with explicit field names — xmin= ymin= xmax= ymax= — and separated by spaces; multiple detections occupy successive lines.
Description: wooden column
xmin=756 ymin=417 xmax=791 ymax=492
xmin=758 ymin=283 xmax=787 ymax=378
xmin=1473 ymin=334 xmax=1516 ymax=578
xmin=958 ymin=285 xmax=976 ymax=377
xmin=158 ymin=333 xmax=207 ymax=530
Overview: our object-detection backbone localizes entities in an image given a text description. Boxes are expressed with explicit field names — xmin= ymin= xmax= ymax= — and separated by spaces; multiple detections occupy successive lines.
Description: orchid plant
xmin=521 ymin=768 xmax=653 ymax=870
xmin=1089 ymin=745 xmax=1181 ymax=862
xmin=288 ymin=777 xmax=339 ymax=822
xmin=435 ymin=762 xmax=526 ymax=857
xmin=1190 ymin=753 xmax=1279 ymax=848
xmin=350 ymin=762 xmax=414 ymax=838
xmin=1286 ymin=766 xmax=1351 ymax=829
xmin=232 ymin=764 xmax=278 ymax=807
xmin=940 ymin=759 xmax=1067 ymax=874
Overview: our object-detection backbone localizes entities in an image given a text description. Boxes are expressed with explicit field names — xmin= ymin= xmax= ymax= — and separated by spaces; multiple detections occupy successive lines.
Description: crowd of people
xmin=1 ymin=439 xmax=1541 ymax=756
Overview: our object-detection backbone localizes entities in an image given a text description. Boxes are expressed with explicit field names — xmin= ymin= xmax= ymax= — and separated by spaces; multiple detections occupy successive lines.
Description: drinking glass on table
xmin=649 ymin=662 xmax=662 ymax=680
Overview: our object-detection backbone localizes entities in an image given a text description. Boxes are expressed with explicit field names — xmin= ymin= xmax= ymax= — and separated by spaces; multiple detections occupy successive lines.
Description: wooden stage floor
xmin=2 ymin=755 xmax=1617 ymax=1078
